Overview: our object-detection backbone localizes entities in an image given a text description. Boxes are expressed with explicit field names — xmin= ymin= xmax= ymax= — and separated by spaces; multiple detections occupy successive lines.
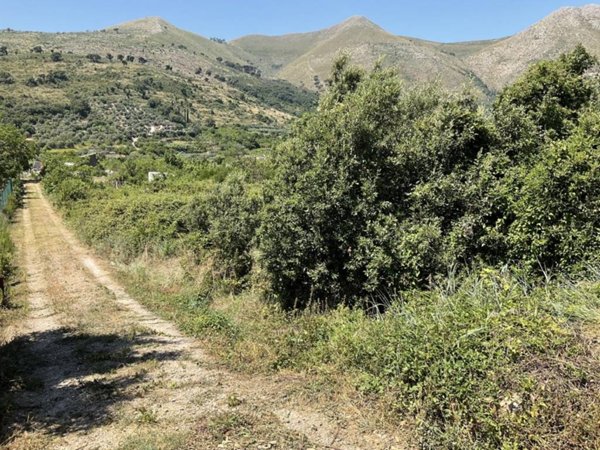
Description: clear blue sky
xmin=0 ymin=0 xmax=596 ymax=42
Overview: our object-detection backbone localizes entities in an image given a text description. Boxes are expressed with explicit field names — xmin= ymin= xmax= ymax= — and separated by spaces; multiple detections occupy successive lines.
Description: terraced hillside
xmin=0 ymin=19 xmax=317 ymax=148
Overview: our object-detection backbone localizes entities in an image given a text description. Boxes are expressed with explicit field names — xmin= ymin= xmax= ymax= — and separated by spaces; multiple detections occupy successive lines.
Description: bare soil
xmin=0 ymin=183 xmax=406 ymax=450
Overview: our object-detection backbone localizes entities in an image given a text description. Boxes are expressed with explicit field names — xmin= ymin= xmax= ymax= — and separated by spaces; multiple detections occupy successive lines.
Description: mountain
xmin=233 ymin=16 xmax=492 ymax=93
xmin=0 ymin=6 xmax=599 ymax=148
xmin=466 ymin=5 xmax=600 ymax=91
xmin=233 ymin=4 xmax=600 ymax=94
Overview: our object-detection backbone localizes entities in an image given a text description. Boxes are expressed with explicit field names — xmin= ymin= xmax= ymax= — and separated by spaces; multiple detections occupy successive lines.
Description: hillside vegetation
xmin=0 ymin=26 xmax=317 ymax=148
xmin=40 ymin=47 xmax=600 ymax=448
xmin=1 ymin=3 xmax=598 ymax=130
xmin=0 ymin=122 xmax=33 ymax=312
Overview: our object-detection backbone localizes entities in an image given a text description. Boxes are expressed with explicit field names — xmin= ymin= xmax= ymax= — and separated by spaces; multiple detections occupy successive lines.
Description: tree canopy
xmin=0 ymin=124 xmax=36 ymax=185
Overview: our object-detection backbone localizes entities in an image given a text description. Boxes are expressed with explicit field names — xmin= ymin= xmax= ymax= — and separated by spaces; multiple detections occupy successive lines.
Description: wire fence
xmin=0 ymin=180 xmax=13 ymax=211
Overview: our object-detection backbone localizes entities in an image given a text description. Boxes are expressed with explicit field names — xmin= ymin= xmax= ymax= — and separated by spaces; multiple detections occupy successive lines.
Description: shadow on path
xmin=0 ymin=327 xmax=182 ymax=444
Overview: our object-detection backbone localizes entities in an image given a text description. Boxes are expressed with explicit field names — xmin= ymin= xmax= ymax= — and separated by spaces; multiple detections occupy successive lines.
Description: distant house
xmin=148 ymin=171 xmax=167 ymax=183
xmin=31 ymin=160 xmax=44 ymax=175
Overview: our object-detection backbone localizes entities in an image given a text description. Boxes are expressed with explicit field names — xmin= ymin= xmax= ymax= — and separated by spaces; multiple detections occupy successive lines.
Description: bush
xmin=496 ymin=44 xmax=597 ymax=138
xmin=271 ymin=270 xmax=600 ymax=449
xmin=206 ymin=173 xmax=261 ymax=279
xmin=259 ymin=59 xmax=493 ymax=308
xmin=259 ymin=48 xmax=600 ymax=309
xmin=507 ymin=108 xmax=600 ymax=270
xmin=0 ymin=72 xmax=14 ymax=85
xmin=53 ymin=178 xmax=91 ymax=206
xmin=0 ymin=125 xmax=36 ymax=186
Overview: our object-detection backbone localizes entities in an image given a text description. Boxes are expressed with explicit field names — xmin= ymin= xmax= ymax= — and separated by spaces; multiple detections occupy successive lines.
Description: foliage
xmin=259 ymin=59 xmax=493 ymax=308
xmin=259 ymin=47 xmax=600 ymax=308
xmin=36 ymin=47 xmax=600 ymax=449
xmin=0 ymin=217 xmax=15 ymax=307
xmin=204 ymin=173 xmax=261 ymax=278
xmin=507 ymin=107 xmax=600 ymax=270
xmin=496 ymin=44 xmax=597 ymax=138
xmin=0 ymin=50 xmax=312 ymax=150
xmin=227 ymin=76 xmax=318 ymax=116
xmin=0 ymin=72 xmax=14 ymax=85
xmin=0 ymin=124 xmax=36 ymax=186
xmin=269 ymin=271 xmax=600 ymax=449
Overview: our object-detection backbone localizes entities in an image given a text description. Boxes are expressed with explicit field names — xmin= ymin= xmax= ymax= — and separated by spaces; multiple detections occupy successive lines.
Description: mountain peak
xmin=338 ymin=15 xmax=380 ymax=28
xmin=328 ymin=15 xmax=389 ymax=36
xmin=115 ymin=16 xmax=173 ymax=34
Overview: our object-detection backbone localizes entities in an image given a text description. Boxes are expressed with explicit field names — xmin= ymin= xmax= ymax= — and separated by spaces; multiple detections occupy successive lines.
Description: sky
xmin=0 ymin=0 xmax=596 ymax=42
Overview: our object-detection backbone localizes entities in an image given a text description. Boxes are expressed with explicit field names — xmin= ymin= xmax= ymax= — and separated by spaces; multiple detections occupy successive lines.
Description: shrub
xmin=496 ymin=44 xmax=597 ymax=138
xmin=507 ymin=107 xmax=600 ymax=270
xmin=271 ymin=270 xmax=600 ymax=448
xmin=53 ymin=178 xmax=91 ymax=206
xmin=0 ymin=125 xmax=36 ymax=186
xmin=259 ymin=59 xmax=493 ymax=308
xmin=0 ymin=72 xmax=14 ymax=85
xmin=206 ymin=173 xmax=261 ymax=279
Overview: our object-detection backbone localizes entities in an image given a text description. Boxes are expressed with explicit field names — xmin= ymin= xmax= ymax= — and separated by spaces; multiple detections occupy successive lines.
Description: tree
xmin=0 ymin=125 xmax=36 ymax=186
xmin=71 ymin=98 xmax=91 ymax=118
xmin=106 ymin=53 xmax=113 ymax=61
xmin=138 ymin=56 xmax=147 ymax=64
xmin=204 ymin=173 xmax=261 ymax=278
xmin=507 ymin=107 xmax=600 ymax=270
xmin=0 ymin=72 xmax=14 ymax=84
xmin=116 ymin=54 xmax=124 ymax=61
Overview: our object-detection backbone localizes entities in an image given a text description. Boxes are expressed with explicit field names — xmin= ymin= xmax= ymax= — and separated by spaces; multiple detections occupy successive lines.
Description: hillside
xmin=467 ymin=5 xmax=600 ymax=91
xmin=233 ymin=16 xmax=490 ymax=93
xmin=0 ymin=19 xmax=318 ymax=148
xmin=1 ymin=5 xmax=599 ymax=147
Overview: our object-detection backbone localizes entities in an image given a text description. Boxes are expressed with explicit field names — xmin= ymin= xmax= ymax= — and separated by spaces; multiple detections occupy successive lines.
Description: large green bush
xmin=507 ymin=107 xmax=600 ymax=270
xmin=205 ymin=173 xmax=261 ymax=279
xmin=259 ymin=60 xmax=494 ymax=308
xmin=496 ymin=44 xmax=597 ymax=138
xmin=0 ymin=124 xmax=36 ymax=186
xmin=259 ymin=48 xmax=600 ymax=309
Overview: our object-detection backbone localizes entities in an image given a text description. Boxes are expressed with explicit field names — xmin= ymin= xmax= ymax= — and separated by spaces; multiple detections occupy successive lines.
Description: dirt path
xmin=0 ymin=183 xmax=405 ymax=450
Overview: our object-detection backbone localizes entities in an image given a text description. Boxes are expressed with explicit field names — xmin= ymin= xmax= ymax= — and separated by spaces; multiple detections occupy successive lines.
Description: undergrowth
xmin=118 ymin=258 xmax=600 ymax=449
